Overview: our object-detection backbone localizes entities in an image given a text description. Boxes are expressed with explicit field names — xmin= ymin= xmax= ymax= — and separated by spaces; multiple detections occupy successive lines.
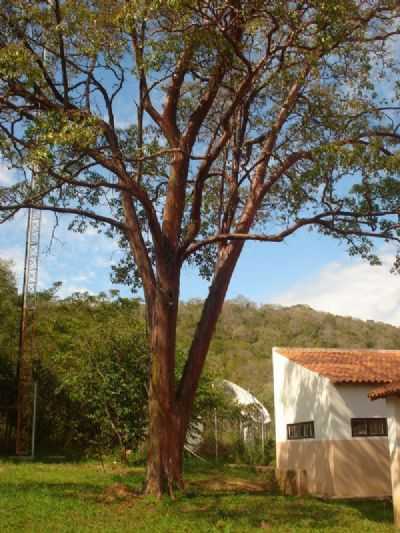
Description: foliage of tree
xmin=0 ymin=284 xmax=225 ymax=457
xmin=36 ymin=294 xmax=149 ymax=458
xmin=0 ymin=260 xmax=18 ymax=358
xmin=0 ymin=260 xmax=18 ymax=407
xmin=1 ymin=0 xmax=400 ymax=494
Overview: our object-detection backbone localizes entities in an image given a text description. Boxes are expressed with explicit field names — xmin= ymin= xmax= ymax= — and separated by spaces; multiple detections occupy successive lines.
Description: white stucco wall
xmin=386 ymin=398 xmax=400 ymax=524
xmin=273 ymin=348 xmax=388 ymax=442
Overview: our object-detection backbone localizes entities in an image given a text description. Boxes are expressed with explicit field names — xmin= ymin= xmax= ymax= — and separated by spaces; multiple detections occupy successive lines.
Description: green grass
xmin=0 ymin=459 xmax=395 ymax=532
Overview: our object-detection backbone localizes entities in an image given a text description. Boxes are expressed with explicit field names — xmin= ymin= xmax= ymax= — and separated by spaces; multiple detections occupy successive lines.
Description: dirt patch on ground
xmin=100 ymin=483 xmax=138 ymax=503
xmin=190 ymin=476 xmax=271 ymax=493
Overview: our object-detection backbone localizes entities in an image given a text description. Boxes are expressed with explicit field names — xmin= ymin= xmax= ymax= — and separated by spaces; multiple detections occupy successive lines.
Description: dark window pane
xmin=287 ymin=421 xmax=315 ymax=440
xmin=352 ymin=420 xmax=368 ymax=436
xmin=351 ymin=418 xmax=387 ymax=437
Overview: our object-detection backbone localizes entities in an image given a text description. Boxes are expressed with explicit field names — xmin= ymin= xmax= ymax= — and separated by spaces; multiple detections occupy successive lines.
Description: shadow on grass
xmin=109 ymin=466 xmax=395 ymax=530
xmin=0 ymin=481 xmax=106 ymax=498
xmin=177 ymin=493 xmax=394 ymax=530
xmin=0 ymin=470 xmax=145 ymax=502
xmin=175 ymin=494 xmax=343 ymax=530
xmin=0 ymin=454 xmax=96 ymax=465
xmin=339 ymin=498 xmax=393 ymax=524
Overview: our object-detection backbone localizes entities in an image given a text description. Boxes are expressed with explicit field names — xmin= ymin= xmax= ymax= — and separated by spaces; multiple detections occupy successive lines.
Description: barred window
xmin=351 ymin=418 xmax=387 ymax=437
xmin=287 ymin=421 xmax=315 ymax=440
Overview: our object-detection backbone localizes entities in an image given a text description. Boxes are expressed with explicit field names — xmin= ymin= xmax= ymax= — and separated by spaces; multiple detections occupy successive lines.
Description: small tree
xmin=0 ymin=260 xmax=18 ymax=451
xmin=49 ymin=295 xmax=149 ymax=460
xmin=26 ymin=292 xmax=146 ymax=456
xmin=1 ymin=1 xmax=400 ymax=495
xmin=0 ymin=260 xmax=19 ymax=403
xmin=0 ymin=260 xmax=19 ymax=362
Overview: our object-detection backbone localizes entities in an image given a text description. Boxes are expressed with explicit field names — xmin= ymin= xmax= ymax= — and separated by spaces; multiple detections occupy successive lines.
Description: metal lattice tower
xmin=14 ymin=4 xmax=52 ymax=454
xmin=22 ymin=208 xmax=42 ymax=311
xmin=15 ymin=198 xmax=42 ymax=455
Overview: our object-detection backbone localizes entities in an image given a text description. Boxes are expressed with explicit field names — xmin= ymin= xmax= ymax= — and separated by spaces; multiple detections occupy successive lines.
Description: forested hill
xmin=178 ymin=299 xmax=400 ymax=410
xmin=2 ymin=256 xmax=400 ymax=416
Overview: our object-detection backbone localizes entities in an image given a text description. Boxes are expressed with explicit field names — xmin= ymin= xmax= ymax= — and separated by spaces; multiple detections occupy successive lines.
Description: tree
xmin=35 ymin=293 xmax=150 ymax=458
xmin=0 ymin=259 xmax=19 ymax=407
xmin=0 ymin=260 xmax=19 ymax=359
xmin=0 ymin=0 xmax=400 ymax=495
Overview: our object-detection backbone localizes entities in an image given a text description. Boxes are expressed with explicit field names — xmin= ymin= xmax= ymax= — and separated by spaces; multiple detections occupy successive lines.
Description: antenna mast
xmin=15 ymin=200 xmax=42 ymax=455
xmin=15 ymin=0 xmax=55 ymax=455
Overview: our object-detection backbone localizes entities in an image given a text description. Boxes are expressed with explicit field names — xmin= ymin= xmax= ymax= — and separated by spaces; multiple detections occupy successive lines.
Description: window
xmin=287 ymin=421 xmax=315 ymax=440
xmin=351 ymin=418 xmax=387 ymax=437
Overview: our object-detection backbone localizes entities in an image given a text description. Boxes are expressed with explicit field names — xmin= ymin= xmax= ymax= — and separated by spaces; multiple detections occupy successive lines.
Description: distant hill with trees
xmin=1 ymin=260 xmax=400 ymax=452
xmin=179 ymin=298 xmax=400 ymax=412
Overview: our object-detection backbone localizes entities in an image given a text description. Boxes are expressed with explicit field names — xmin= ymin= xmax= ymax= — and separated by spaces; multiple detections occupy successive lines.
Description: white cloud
xmin=0 ymin=199 xmax=128 ymax=298
xmin=271 ymin=248 xmax=400 ymax=326
xmin=0 ymin=163 xmax=16 ymax=186
xmin=1 ymin=244 xmax=55 ymax=293
xmin=57 ymin=283 xmax=95 ymax=298
xmin=71 ymin=272 xmax=95 ymax=283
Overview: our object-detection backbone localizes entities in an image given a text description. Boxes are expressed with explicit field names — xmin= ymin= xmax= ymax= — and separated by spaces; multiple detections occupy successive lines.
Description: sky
xmin=1 ymin=154 xmax=400 ymax=326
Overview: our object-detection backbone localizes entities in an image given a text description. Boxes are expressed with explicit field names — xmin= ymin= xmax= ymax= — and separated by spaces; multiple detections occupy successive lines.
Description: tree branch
xmin=0 ymin=203 xmax=127 ymax=231
xmin=184 ymin=210 xmax=400 ymax=257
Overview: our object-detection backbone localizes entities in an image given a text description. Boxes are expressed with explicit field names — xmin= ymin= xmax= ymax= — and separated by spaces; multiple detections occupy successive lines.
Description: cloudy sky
xmin=1 ymin=160 xmax=400 ymax=326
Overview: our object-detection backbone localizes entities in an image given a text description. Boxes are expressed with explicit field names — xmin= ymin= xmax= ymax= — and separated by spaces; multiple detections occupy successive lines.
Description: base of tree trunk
xmin=144 ymin=406 xmax=186 ymax=498
xmin=145 ymin=441 xmax=185 ymax=498
xmin=145 ymin=463 xmax=184 ymax=498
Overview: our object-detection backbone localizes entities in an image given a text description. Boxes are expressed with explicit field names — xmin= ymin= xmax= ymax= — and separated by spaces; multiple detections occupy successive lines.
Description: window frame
xmin=287 ymin=421 xmax=315 ymax=440
xmin=350 ymin=417 xmax=388 ymax=438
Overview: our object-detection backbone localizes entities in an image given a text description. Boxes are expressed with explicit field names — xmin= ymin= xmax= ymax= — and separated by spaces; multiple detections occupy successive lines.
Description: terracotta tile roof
xmin=275 ymin=347 xmax=400 ymax=384
xmin=369 ymin=381 xmax=400 ymax=400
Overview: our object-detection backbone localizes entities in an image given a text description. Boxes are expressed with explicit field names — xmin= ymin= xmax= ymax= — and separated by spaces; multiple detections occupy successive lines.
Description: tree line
xmin=2 ymin=259 xmax=400 ymax=458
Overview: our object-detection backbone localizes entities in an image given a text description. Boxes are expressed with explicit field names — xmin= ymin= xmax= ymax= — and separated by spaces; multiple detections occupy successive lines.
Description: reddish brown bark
xmin=144 ymin=242 xmax=244 ymax=495
xmin=178 ymin=242 xmax=244 ymax=417
xmin=144 ymin=260 xmax=185 ymax=496
xmin=145 ymin=387 xmax=185 ymax=497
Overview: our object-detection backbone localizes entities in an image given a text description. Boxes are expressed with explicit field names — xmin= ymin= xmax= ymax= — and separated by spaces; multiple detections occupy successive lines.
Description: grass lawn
xmin=0 ymin=458 xmax=395 ymax=532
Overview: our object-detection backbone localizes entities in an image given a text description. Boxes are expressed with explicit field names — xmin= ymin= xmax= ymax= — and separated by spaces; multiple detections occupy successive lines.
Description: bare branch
xmin=0 ymin=203 xmax=127 ymax=231
xmin=184 ymin=211 xmax=400 ymax=258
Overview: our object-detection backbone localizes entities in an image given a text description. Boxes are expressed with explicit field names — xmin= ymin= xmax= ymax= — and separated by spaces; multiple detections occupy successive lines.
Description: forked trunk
xmin=144 ymin=244 xmax=243 ymax=496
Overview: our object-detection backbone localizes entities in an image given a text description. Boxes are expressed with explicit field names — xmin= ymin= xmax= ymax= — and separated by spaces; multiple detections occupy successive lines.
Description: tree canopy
xmin=1 ymin=2 xmax=400 ymax=272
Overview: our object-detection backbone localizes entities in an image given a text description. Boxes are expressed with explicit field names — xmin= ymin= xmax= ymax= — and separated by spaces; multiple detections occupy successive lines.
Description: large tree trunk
xmin=144 ymin=267 xmax=185 ymax=497
xmin=145 ymin=387 xmax=185 ymax=497
xmin=144 ymin=243 xmax=244 ymax=496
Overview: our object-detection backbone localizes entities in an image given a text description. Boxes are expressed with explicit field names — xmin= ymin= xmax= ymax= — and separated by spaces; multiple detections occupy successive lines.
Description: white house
xmin=272 ymin=347 xmax=400 ymax=499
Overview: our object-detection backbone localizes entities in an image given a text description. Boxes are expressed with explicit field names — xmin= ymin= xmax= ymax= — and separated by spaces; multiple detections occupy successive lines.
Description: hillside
xmin=178 ymin=299 xmax=400 ymax=412
xmin=2 ymin=253 xmax=400 ymax=424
